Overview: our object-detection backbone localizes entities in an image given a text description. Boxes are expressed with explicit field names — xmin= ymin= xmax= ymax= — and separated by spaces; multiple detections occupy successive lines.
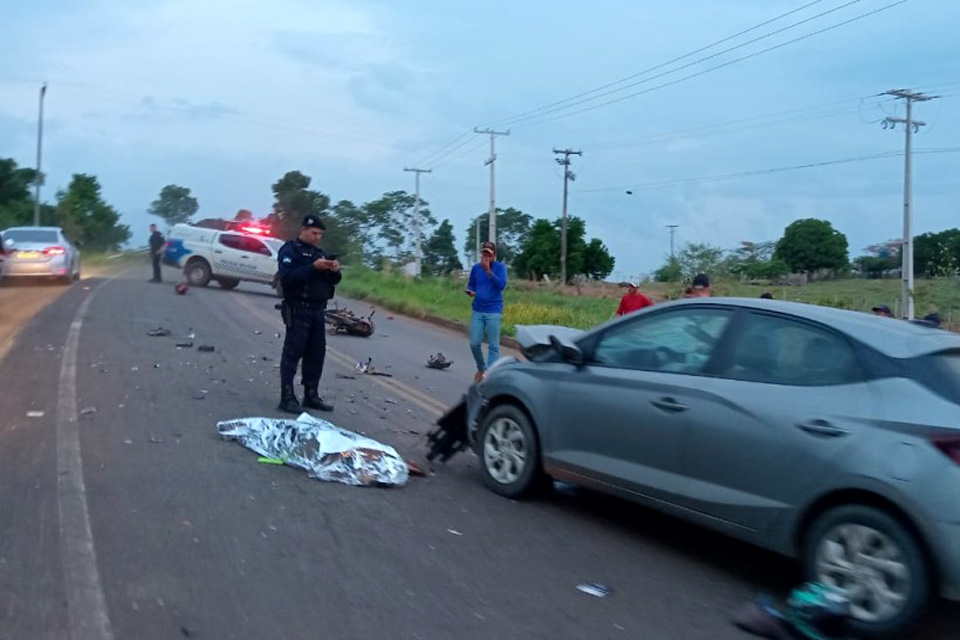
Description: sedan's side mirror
xmin=550 ymin=334 xmax=584 ymax=367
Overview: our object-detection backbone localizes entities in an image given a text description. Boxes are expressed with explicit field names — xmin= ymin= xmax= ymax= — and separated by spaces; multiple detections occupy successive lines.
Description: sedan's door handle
xmin=651 ymin=397 xmax=688 ymax=413
xmin=214 ymin=250 xmax=223 ymax=254
xmin=797 ymin=420 xmax=849 ymax=438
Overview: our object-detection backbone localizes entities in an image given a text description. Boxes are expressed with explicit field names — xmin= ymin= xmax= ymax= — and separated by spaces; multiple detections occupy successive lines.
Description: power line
xmin=510 ymin=0 xmax=913 ymax=130
xmin=486 ymin=0 xmax=832 ymax=127
xmin=578 ymin=147 xmax=960 ymax=193
xmin=413 ymin=129 xmax=477 ymax=167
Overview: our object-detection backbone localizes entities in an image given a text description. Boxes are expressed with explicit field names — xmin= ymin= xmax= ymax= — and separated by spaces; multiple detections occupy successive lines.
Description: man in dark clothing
xmin=276 ymin=215 xmax=342 ymax=413
xmin=148 ymin=224 xmax=164 ymax=282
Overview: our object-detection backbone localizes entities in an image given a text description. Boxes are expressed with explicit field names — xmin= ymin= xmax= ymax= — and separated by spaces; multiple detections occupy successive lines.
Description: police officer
xmin=276 ymin=215 xmax=342 ymax=413
xmin=148 ymin=223 xmax=165 ymax=283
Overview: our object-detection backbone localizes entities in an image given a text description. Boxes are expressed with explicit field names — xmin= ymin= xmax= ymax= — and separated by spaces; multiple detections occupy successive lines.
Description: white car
xmin=1 ymin=226 xmax=81 ymax=284
xmin=162 ymin=222 xmax=285 ymax=293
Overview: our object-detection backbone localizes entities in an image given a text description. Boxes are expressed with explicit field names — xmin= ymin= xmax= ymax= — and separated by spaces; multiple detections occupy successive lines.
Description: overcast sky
xmin=2 ymin=0 xmax=958 ymax=279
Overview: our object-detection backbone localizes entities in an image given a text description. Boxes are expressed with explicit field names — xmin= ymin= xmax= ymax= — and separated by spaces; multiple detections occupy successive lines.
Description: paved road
xmin=1 ymin=269 xmax=957 ymax=640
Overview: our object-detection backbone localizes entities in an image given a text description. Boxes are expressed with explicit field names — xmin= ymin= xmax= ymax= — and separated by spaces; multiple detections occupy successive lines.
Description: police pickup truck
xmin=163 ymin=221 xmax=285 ymax=294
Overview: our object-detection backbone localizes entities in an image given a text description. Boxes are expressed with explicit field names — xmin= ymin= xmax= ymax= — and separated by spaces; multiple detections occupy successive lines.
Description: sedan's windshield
xmin=4 ymin=229 xmax=58 ymax=244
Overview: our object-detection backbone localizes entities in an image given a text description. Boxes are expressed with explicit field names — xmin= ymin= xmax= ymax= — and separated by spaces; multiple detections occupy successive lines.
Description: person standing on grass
xmin=615 ymin=281 xmax=653 ymax=316
xmin=466 ymin=241 xmax=507 ymax=384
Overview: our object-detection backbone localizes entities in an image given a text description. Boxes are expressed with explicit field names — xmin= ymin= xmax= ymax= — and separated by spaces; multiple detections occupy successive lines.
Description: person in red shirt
xmin=615 ymin=282 xmax=653 ymax=316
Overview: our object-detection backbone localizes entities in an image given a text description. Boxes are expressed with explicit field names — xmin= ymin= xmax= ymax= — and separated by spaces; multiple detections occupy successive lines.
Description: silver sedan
xmin=466 ymin=298 xmax=960 ymax=640
xmin=1 ymin=226 xmax=81 ymax=283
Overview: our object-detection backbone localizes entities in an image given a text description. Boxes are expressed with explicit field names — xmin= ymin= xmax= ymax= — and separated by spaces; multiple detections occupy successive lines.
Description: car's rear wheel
xmin=478 ymin=404 xmax=544 ymax=499
xmin=185 ymin=259 xmax=212 ymax=287
xmin=803 ymin=505 xmax=930 ymax=640
xmin=218 ymin=278 xmax=239 ymax=290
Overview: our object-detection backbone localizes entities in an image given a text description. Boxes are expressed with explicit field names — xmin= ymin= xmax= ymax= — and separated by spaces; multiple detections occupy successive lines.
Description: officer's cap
xmin=301 ymin=215 xmax=326 ymax=230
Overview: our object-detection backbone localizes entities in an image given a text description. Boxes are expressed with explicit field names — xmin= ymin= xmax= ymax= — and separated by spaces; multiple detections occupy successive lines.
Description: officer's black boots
xmin=278 ymin=384 xmax=301 ymax=414
xmin=302 ymin=388 xmax=334 ymax=412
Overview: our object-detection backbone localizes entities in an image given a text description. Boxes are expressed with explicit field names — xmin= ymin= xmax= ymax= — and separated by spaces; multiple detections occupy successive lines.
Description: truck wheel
xmin=185 ymin=259 xmax=212 ymax=287
xmin=218 ymin=278 xmax=239 ymax=290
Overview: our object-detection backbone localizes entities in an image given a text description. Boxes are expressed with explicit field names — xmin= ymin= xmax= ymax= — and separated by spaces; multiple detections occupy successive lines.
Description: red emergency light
xmin=239 ymin=225 xmax=270 ymax=235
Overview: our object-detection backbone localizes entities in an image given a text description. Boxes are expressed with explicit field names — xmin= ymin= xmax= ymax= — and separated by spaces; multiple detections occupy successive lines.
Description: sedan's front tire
xmin=803 ymin=504 xmax=930 ymax=640
xmin=478 ymin=404 xmax=544 ymax=499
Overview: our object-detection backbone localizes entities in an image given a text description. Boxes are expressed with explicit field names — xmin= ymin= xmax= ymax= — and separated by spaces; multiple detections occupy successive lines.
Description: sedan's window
xmin=591 ymin=308 xmax=732 ymax=374
xmin=4 ymin=229 xmax=58 ymax=243
xmin=727 ymin=313 xmax=860 ymax=386
xmin=219 ymin=234 xmax=244 ymax=250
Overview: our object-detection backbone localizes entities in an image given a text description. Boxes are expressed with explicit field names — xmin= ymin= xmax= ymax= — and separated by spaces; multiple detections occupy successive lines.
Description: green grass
xmin=81 ymin=250 xmax=140 ymax=268
xmin=336 ymin=267 xmax=960 ymax=334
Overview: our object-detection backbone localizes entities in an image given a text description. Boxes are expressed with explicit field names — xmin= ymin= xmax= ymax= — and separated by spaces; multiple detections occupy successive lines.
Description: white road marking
xmin=57 ymin=287 xmax=115 ymax=640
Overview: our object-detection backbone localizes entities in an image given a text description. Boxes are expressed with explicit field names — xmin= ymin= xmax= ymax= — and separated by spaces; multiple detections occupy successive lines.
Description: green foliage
xmin=56 ymin=174 xmax=130 ymax=251
xmin=363 ymin=190 xmax=437 ymax=264
xmin=264 ymin=171 xmax=331 ymax=241
xmin=463 ymin=207 xmax=533 ymax=266
xmin=148 ymin=184 xmax=198 ymax=225
xmin=914 ymin=229 xmax=960 ymax=277
xmin=654 ymin=257 xmax=683 ymax=282
xmin=0 ymin=158 xmax=40 ymax=228
xmin=423 ymin=219 xmax=463 ymax=275
xmin=323 ymin=200 xmax=368 ymax=265
xmin=581 ymin=238 xmax=615 ymax=280
xmin=513 ymin=219 xmax=559 ymax=280
xmin=774 ymin=218 xmax=849 ymax=273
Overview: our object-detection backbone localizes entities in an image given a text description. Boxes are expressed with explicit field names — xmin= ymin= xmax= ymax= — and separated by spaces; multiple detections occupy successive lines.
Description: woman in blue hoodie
xmin=466 ymin=241 xmax=508 ymax=383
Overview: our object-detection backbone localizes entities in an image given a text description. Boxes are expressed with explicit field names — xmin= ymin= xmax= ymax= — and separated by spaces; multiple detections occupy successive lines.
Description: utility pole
xmin=882 ymin=89 xmax=934 ymax=320
xmin=404 ymin=167 xmax=432 ymax=277
xmin=553 ymin=148 xmax=582 ymax=285
xmin=667 ymin=224 xmax=679 ymax=259
xmin=475 ymin=217 xmax=480 ymax=264
xmin=33 ymin=82 xmax=47 ymax=226
xmin=474 ymin=128 xmax=509 ymax=246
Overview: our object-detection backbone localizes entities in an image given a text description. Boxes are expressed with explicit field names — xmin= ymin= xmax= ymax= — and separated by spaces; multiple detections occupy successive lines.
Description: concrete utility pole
xmin=667 ymin=224 xmax=679 ymax=259
xmin=554 ymin=148 xmax=582 ymax=285
xmin=404 ymin=167 xmax=432 ymax=277
xmin=882 ymin=89 xmax=934 ymax=320
xmin=474 ymin=128 xmax=509 ymax=247
xmin=33 ymin=82 xmax=47 ymax=226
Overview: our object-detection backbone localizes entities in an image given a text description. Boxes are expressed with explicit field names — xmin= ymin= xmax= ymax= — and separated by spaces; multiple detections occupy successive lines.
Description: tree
xmin=56 ymin=174 xmax=130 ymax=251
xmin=423 ymin=219 xmax=463 ymax=275
xmin=462 ymin=207 xmax=533 ymax=266
xmin=362 ymin=190 xmax=437 ymax=264
xmin=148 ymin=184 xmax=199 ymax=225
xmin=774 ymin=218 xmax=849 ymax=274
xmin=581 ymin=238 xmax=615 ymax=280
xmin=234 ymin=209 xmax=254 ymax=221
xmin=654 ymin=257 xmax=683 ymax=282
xmin=264 ymin=171 xmax=331 ymax=240
xmin=724 ymin=240 xmax=789 ymax=280
xmin=914 ymin=229 xmax=960 ymax=277
xmin=513 ymin=219 xmax=560 ymax=280
xmin=0 ymin=158 xmax=40 ymax=228
xmin=322 ymin=200 xmax=366 ymax=265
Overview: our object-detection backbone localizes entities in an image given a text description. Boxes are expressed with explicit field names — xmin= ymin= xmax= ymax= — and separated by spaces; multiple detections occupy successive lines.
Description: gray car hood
xmin=515 ymin=324 xmax=585 ymax=359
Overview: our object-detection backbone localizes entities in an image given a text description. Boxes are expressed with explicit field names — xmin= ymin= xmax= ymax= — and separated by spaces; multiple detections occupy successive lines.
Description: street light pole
xmin=33 ymin=82 xmax=47 ymax=226
xmin=404 ymin=167 xmax=432 ymax=277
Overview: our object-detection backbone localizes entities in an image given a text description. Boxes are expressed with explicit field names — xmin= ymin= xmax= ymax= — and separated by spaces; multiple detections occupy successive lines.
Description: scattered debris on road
xmin=407 ymin=461 xmax=427 ymax=477
xmin=253 ymin=330 xmax=262 ymax=335
xmin=176 ymin=342 xmax=194 ymax=348
xmin=384 ymin=398 xmax=398 ymax=405
xmin=149 ymin=436 xmax=163 ymax=444
xmin=576 ymin=583 xmax=610 ymax=598
xmin=355 ymin=357 xmax=393 ymax=377
xmin=258 ymin=457 xmax=284 ymax=465
xmin=335 ymin=373 xmax=356 ymax=380
xmin=80 ymin=406 xmax=97 ymax=416
xmin=218 ymin=413 xmax=410 ymax=487
xmin=732 ymin=582 xmax=851 ymax=640
xmin=124 ymin=439 xmax=133 ymax=445
xmin=192 ymin=391 xmax=207 ymax=400
xmin=446 ymin=528 xmax=464 ymax=536
xmin=325 ymin=305 xmax=375 ymax=337
xmin=198 ymin=345 xmax=215 ymax=353
xmin=426 ymin=353 xmax=453 ymax=370
xmin=147 ymin=327 xmax=172 ymax=337
xmin=426 ymin=396 xmax=469 ymax=463
xmin=175 ymin=283 xmax=189 ymax=295
xmin=26 ymin=410 xmax=45 ymax=418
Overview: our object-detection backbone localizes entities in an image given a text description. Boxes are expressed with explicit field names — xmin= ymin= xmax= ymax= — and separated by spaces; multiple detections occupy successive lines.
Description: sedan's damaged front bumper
xmin=425 ymin=385 xmax=486 ymax=463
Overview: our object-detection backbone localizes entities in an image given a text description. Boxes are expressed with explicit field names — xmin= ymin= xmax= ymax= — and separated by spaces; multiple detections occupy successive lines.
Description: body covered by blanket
xmin=218 ymin=413 xmax=409 ymax=487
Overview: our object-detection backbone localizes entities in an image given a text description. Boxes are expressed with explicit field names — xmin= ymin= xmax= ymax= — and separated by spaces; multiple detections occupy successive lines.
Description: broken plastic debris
xmin=26 ymin=410 xmax=45 ymax=418
xmin=198 ymin=345 xmax=215 ymax=353
xmin=427 ymin=353 xmax=453 ymax=370
xmin=253 ymin=330 xmax=262 ymax=335
xmin=80 ymin=407 xmax=97 ymax=416
xmin=407 ymin=461 xmax=427 ymax=477
xmin=217 ymin=413 xmax=409 ymax=487
xmin=147 ymin=327 xmax=172 ymax=337
xmin=446 ymin=528 xmax=464 ymax=536
xmin=176 ymin=342 xmax=194 ymax=348
xmin=258 ymin=457 xmax=285 ymax=465
xmin=576 ymin=583 xmax=610 ymax=598
xmin=149 ymin=436 xmax=163 ymax=444
xmin=335 ymin=373 xmax=356 ymax=380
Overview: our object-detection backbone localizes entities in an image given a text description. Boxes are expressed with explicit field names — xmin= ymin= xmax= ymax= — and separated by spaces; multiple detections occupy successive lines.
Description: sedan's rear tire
xmin=478 ymin=404 xmax=544 ymax=499
xmin=185 ymin=259 xmax=212 ymax=287
xmin=803 ymin=504 xmax=930 ymax=640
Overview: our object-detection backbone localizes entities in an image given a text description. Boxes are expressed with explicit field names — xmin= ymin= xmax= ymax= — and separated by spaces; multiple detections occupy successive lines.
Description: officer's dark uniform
xmin=277 ymin=215 xmax=342 ymax=413
xmin=149 ymin=228 xmax=165 ymax=282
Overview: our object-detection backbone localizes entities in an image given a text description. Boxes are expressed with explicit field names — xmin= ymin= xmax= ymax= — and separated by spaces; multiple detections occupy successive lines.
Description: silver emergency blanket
xmin=217 ymin=413 xmax=409 ymax=487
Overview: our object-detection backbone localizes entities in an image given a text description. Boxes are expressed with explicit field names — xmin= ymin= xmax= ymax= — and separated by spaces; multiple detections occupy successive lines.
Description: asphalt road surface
xmin=1 ymin=268 xmax=958 ymax=640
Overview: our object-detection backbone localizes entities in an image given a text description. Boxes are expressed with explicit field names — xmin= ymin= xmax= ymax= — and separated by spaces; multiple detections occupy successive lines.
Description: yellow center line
xmin=231 ymin=294 xmax=448 ymax=417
